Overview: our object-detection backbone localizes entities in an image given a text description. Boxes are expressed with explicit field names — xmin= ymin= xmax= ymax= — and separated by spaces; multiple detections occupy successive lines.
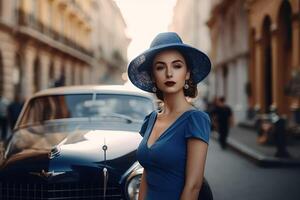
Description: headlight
xmin=126 ymin=174 xmax=142 ymax=200
xmin=122 ymin=162 xmax=144 ymax=200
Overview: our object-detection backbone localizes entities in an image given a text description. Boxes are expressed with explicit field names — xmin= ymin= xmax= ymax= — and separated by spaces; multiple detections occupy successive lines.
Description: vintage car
xmin=0 ymin=85 xmax=156 ymax=200
xmin=0 ymin=85 xmax=213 ymax=200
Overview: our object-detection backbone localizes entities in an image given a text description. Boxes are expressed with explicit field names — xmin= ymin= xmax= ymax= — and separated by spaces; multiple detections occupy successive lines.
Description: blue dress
xmin=136 ymin=109 xmax=211 ymax=200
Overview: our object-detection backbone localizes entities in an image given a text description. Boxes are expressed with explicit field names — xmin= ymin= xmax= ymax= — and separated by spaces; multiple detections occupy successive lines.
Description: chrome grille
xmin=0 ymin=182 xmax=123 ymax=200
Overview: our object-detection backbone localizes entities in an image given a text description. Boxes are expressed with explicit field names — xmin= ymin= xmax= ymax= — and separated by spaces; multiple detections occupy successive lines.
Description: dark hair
xmin=154 ymin=79 xmax=198 ymax=101
xmin=219 ymin=96 xmax=226 ymax=103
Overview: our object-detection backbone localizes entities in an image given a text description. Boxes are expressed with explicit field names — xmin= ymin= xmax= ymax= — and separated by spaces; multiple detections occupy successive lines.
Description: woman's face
xmin=152 ymin=49 xmax=190 ymax=94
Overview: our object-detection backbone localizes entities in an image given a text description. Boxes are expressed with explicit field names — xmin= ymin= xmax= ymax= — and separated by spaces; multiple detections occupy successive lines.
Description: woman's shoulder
xmin=188 ymin=109 xmax=211 ymax=122
xmin=185 ymin=109 xmax=211 ymax=143
xmin=139 ymin=111 xmax=156 ymax=137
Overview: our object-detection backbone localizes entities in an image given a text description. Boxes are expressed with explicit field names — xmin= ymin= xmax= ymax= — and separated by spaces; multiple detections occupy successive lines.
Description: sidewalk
xmin=211 ymin=125 xmax=300 ymax=167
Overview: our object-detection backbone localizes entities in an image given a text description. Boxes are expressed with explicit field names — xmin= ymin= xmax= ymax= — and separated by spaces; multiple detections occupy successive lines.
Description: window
xmin=95 ymin=94 xmax=153 ymax=120
xmin=19 ymin=94 xmax=93 ymax=127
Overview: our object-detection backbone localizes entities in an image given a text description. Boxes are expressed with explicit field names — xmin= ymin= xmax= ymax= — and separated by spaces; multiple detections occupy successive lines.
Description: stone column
xmin=98 ymin=60 xmax=108 ymax=84
xmin=291 ymin=14 xmax=300 ymax=69
xmin=91 ymin=60 xmax=99 ymax=84
xmin=291 ymin=11 xmax=300 ymax=107
xmin=22 ymin=45 xmax=36 ymax=99
xmin=235 ymin=58 xmax=248 ymax=121
xmin=254 ymin=34 xmax=263 ymax=112
xmin=70 ymin=61 xmax=76 ymax=85
xmin=216 ymin=67 xmax=224 ymax=97
xmin=73 ymin=63 xmax=80 ymax=85
xmin=77 ymin=64 xmax=83 ymax=85
xmin=83 ymin=64 xmax=91 ymax=85
xmin=227 ymin=62 xmax=236 ymax=108
xmin=39 ymin=51 xmax=51 ymax=90
xmin=64 ymin=60 xmax=72 ymax=86
xmin=81 ymin=65 xmax=86 ymax=85
xmin=270 ymin=23 xmax=281 ymax=113
xmin=53 ymin=56 xmax=62 ymax=81
xmin=1 ymin=41 xmax=16 ymax=100
xmin=1 ymin=0 xmax=14 ymax=24
xmin=248 ymin=29 xmax=256 ymax=109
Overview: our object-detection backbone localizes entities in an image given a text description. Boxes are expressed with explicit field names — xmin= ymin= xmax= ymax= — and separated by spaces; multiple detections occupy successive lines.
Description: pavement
xmin=211 ymin=124 xmax=300 ymax=167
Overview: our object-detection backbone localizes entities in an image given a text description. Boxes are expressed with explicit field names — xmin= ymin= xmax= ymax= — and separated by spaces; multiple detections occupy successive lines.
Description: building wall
xmin=0 ymin=0 xmax=129 ymax=101
xmin=208 ymin=0 xmax=249 ymax=122
xmin=169 ymin=0 xmax=211 ymax=53
xmin=169 ymin=0 xmax=212 ymax=109
xmin=0 ymin=0 xmax=94 ymax=100
xmin=90 ymin=0 xmax=130 ymax=84
xmin=208 ymin=0 xmax=300 ymax=128
xmin=246 ymin=0 xmax=300 ymax=123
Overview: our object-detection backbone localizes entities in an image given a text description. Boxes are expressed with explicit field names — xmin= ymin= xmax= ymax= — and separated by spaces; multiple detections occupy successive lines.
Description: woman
xmin=127 ymin=32 xmax=212 ymax=200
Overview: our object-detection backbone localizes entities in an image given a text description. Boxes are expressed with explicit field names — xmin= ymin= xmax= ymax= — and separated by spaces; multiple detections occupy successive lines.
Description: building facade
xmin=246 ymin=0 xmax=300 ymax=122
xmin=0 ymin=0 xmax=129 ymax=101
xmin=91 ymin=0 xmax=130 ymax=84
xmin=208 ymin=0 xmax=300 ymax=128
xmin=208 ymin=0 xmax=249 ymax=122
xmin=169 ymin=0 xmax=212 ymax=110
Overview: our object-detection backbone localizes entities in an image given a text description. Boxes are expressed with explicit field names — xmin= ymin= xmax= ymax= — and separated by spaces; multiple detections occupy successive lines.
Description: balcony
xmin=16 ymin=9 xmax=93 ymax=57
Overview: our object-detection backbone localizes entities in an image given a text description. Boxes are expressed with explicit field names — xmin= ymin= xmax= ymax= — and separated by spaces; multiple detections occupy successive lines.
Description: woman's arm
xmin=138 ymin=170 xmax=148 ymax=200
xmin=180 ymin=138 xmax=208 ymax=200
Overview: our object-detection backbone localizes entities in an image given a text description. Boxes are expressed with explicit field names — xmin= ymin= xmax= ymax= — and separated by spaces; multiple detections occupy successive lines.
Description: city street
xmin=205 ymin=139 xmax=300 ymax=200
xmin=1 ymin=0 xmax=300 ymax=199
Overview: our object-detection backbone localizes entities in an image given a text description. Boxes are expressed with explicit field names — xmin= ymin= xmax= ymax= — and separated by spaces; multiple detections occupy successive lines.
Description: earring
xmin=152 ymin=86 xmax=157 ymax=92
xmin=184 ymin=81 xmax=189 ymax=89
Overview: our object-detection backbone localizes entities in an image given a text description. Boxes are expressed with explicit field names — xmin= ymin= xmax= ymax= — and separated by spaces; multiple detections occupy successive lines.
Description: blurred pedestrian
xmin=7 ymin=95 xmax=24 ymax=131
xmin=213 ymin=96 xmax=233 ymax=149
xmin=54 ymin=74 xmax=65 ymax=87
xmin=206 ymin=96 xmax=218 ymax=132
xmin=0 ymin=96 xmax=9 ymax=140
xmin=128 ymin=32 xmax=212 ymax=200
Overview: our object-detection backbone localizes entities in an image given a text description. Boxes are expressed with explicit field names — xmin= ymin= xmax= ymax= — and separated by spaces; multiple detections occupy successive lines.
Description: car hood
xmin=0 ymin=129 xmax=142 ymax=183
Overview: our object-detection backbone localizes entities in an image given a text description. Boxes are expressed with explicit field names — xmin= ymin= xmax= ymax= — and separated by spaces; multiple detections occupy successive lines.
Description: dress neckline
xmin=146 ymin=109 xmax=197 ymax=149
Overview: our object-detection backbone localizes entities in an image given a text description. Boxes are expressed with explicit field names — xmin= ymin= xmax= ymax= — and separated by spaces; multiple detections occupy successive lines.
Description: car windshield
xmin=18 ymin=93 xmax=154 ymax=128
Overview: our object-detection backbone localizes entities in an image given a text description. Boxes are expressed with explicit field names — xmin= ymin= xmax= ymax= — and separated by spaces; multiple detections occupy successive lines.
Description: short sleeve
xmin=185 ymin=111 xmax=211 ymax=144
xmin=139 ymin=112 xmax=152 ymax=137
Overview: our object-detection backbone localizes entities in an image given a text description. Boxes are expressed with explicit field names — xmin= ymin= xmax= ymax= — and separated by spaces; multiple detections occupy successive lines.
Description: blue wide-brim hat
xmin=127 ymin=32 xmax=211 ymax=93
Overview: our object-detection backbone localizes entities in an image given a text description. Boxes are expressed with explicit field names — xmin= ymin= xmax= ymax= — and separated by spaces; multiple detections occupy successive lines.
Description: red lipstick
xmin=164 ymin=81 xmax=176 ymax=87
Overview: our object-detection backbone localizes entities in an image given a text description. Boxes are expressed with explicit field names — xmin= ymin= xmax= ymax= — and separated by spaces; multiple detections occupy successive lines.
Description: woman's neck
xmin=161 ymin=91 xmax=193 ymax=115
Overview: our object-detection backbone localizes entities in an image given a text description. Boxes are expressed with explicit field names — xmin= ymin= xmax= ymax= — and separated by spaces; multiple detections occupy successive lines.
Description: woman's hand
xmin=180 ymin=138 xmax=208 ymax=200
